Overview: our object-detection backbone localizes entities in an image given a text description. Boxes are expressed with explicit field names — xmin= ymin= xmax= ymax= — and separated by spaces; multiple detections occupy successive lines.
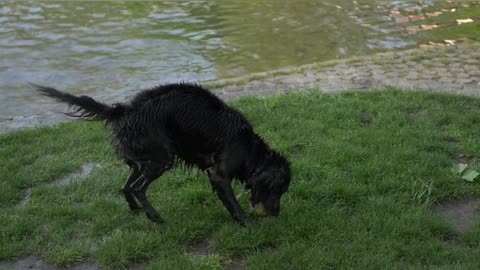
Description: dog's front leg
xmin=207 ymin=169 xmax=245 ymax=225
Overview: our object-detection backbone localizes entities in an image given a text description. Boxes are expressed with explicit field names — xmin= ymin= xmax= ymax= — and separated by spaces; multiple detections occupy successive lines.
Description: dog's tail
xmin=32 ymin=84 xmax=125 ymax=122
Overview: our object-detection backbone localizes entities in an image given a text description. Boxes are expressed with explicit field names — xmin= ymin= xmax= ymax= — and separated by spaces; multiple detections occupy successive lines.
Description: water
xmin=0 ymin=0 xmax=478 ymax=116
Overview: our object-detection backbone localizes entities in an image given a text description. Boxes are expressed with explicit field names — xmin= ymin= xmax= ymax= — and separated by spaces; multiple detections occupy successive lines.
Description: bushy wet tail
xmin=33 ymin=84 xmax=124 ymax=122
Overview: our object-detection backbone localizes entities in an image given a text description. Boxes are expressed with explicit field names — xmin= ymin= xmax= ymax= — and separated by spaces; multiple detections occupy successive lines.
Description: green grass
xmin=1 ymin=90 xmax=480 ymax=269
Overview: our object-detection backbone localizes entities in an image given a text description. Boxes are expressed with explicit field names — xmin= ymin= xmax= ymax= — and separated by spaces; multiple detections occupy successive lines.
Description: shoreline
xmin=1 ymin=43 xmax=479 ymax=135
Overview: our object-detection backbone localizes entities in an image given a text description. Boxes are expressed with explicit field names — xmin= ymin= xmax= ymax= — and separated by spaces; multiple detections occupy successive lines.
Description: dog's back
xmin=110 ymin=83 xmax=256 ymax=169
xmin=35 ymin=82 xmax=256 ymax=168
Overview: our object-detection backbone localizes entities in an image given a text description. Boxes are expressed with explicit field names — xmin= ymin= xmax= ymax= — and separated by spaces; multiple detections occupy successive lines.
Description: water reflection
xmin=0 ymin=0 xmax=477 ymax=116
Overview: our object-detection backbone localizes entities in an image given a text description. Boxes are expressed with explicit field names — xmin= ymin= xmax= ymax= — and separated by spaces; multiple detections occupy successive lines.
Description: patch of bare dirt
xmin=128 ymin=262 xmax=146 ymax=270
xmin=446 ymin=138 xmax=459 ymax=145
xmin=186 ymin=240 xmax=246 ymax=270
xmin=0 ymin=255 xmax=99 ymax=270
xmin=15 ymin=163 xmax=101 ymax=208
xmin=359 ymin=110 xmax=372 ymax=127
xmin=17 ymin=189 xmax=31 ymax=208
xmin=452 ymin=153 xmax=473 ymax=165
xmin=187 ymin=239 xmax=213 ymax=257
xmin=433 ymin=196 xmax=480 ymax=233
xmin=48 ymin=163 xmax=100 ymax=187
xmin=224 ymin=258 xmax=246 ymax=270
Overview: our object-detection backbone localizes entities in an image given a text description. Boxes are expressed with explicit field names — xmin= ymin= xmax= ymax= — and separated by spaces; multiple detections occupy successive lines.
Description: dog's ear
xmin=247 ymin=170 xmax=270 ymax=189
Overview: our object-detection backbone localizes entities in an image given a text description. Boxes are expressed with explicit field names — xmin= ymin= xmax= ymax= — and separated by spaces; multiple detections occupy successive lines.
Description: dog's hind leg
xmin=130 ymin=174 xmax=163 ymax=223
xmin=122 ymin=163 xmax=142 ymax=212
xmin=130 ymin=151 xmax=174 ymax=224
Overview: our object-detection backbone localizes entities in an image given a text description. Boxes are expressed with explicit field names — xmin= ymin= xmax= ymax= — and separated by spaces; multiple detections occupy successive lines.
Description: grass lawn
xmin=1 ymin=89 xmax=480 ymax=269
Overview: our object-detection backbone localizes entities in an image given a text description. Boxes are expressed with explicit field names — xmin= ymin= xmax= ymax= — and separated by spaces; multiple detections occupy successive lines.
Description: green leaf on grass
xmin=461 ymin=169 xmax=479 ymax=182
xmin=454 ymin=163 xmax=468 ymax=175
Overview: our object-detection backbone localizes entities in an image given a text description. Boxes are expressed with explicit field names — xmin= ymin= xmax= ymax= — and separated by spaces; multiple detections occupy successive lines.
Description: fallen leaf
xmin=391 ymin=10 xmax=401 ymax=15
xmin=409 ymin=15 xmax=426 ymax=21
xmin=461 ymin=169 xmax=479 ymax=182
xmin=420 ymin=44 xmax=433 ymax=48
xmin=441 ymin=9 xmax=450 ymax=12
xmin=462 ymin=4 xmax=470 ymax=8
xmin=428 ymin=41 xmax=444 ymax=46
xmin=406 ymin=26 xmax=422 ymax=32
xmin=421 ymin=24 xmax=439 ymax=30
xmin=457 ymin=18 xmax=474 ymax=24
xmin=444 ymin=40 xmax=456 ymax=45
xmin=454 ymin=163 xmax=468 ymax=175
xmin=396 ymin=17 xmax=409 ymax=23
xmin=426 ymin=13 xmax=440 ymax=17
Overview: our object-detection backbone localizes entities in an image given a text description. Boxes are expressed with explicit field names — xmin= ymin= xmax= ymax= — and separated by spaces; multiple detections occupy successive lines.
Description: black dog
xmin=35 ymin=83 xmax=291 ymax=225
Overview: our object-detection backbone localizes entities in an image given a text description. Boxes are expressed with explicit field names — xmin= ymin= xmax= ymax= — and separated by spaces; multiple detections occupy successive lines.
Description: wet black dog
xmin=35 ymin=83 xmax=291 ymax=225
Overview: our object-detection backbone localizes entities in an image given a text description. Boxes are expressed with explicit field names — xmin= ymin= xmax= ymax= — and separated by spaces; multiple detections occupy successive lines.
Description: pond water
xmin=0 ymin=0 xmax=478 ymax=116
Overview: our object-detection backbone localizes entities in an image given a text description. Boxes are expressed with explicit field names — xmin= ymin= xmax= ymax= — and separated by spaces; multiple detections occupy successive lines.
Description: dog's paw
xmin=146 ymin=212 xmax=164 ymax=224
xmin=233 ymin=213 xmax=246 ymax=227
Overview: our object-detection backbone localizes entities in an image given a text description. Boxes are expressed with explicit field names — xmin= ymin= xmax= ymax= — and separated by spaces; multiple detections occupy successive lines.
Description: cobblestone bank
xmin=211 ymin=44 xmax=480 ymax=100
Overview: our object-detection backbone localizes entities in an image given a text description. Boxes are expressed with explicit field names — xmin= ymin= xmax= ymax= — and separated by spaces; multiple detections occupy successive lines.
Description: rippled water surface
xmin=0 ymin=0 xmax=478 ymax=116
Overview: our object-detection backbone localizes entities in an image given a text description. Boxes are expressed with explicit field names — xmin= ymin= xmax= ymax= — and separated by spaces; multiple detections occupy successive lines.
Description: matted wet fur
xmin=34 ymin=82 xmax=291 ymax=225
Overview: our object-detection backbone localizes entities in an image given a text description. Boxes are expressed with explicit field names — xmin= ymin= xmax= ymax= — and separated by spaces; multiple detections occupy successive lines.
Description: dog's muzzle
xmin=253 ymin=202 xmax=268 ymax=216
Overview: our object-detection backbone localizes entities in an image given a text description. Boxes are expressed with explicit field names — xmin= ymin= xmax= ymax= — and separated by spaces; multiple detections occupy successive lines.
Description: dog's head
xmin=249 ymin=152 xmax=291 ymax=217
